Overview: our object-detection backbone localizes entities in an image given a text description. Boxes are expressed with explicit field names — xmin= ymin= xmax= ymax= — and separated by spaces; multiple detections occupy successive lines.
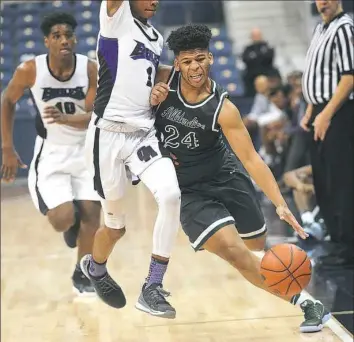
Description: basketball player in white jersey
xmin=80 ymin=1 xmax=181 ymax=318
xmin=1 ymin=13 xmax=101 ymax=295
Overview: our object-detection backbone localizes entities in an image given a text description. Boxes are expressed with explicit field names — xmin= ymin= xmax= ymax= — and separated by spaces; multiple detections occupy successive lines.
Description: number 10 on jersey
xmin=161 ymin=125 xmax=199 ymax=149
xmin=55 ymin=102 xmax=75 ymax=115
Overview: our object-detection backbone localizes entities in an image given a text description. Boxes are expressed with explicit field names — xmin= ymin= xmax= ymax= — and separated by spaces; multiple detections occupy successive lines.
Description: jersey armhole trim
xmin=212 ymin=91 xmax=229 ymax=132
xmin=166 ymin=67 xmax=176 ymax=86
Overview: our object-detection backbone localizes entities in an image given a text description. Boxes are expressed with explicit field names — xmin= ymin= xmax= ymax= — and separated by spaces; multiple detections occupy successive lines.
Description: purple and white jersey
xmin=94 ymin=1 xmax=163 ymax=130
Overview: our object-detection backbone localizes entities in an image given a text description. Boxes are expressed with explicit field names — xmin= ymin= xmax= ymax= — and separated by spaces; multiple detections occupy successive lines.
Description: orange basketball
xmin=260 ymin=244 xmax=312 ymax=297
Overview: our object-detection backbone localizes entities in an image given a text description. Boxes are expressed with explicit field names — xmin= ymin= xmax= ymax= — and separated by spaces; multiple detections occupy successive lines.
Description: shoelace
xmin=96 ymin=275 xmax=118 ymax=294
xmin=302 ymin=302 xmax=322 ymax=320
xmin=143 ymin=282 xmax=171 ymax=297
xmin=157 ymin=286 xmax=171 ymax=297
xmin=146 ymin=287 xmax=170 ymax=306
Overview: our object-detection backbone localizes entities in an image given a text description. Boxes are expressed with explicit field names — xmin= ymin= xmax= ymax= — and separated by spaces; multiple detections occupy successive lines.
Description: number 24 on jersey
xmin=161 ymin=125 xmax=199 ymax=149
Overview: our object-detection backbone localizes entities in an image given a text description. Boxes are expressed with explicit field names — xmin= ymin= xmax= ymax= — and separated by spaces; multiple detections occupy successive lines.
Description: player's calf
xmin=47 ymin=201 xmax=80 ymax=248
xmin=47 ymin=201 xmax=76 ymax=232
xmin=81 ymin=197 xmax=128 ymax=308
xmin=243 ymin=234 xmax=267 ymax=251
xmin=135 ymin=157 xmax=181 ymax=318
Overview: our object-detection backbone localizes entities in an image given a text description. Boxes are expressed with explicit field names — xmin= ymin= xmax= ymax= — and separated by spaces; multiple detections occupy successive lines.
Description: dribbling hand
xmin=150 ymin=82 xmax=170 ymax=106
xmin=276 ymin=205 xmax=309 ymax=240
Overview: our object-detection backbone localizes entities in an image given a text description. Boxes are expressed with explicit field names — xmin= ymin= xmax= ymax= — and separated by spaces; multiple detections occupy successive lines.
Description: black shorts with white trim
xmin=180 ymin=160 xmax=266 ymax=251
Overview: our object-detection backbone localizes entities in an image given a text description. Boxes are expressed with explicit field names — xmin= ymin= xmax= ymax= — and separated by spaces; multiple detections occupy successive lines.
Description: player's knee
xmin=77 ymin=201 xmax=101 ymax=231
xmin=47 ymin=202 xmax=75 ymax=232
xmin=80 ymin=221 xmax=99 ymax=236
xmin=155 ymin=184 xmax=181 ymax=209
xmin=103 ymin=212 xmax=126 ymax=230
xmin=244 ymin=235 xmax=267 ymax=251
xmin=101 ymin=199 xmax=126 ymax=230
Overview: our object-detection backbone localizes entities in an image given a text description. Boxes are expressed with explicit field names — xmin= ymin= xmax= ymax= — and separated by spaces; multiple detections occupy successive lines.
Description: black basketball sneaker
xmin=72 ymin=266 xmax=95 ymax=296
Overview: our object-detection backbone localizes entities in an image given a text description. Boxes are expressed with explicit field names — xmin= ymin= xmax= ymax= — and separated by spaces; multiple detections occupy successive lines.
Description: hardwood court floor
xmin=1 ymin=182 xmax=349 ymax=342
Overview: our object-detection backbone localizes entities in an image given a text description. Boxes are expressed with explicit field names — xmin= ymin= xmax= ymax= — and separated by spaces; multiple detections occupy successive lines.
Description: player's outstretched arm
xmin=85 ymin=59 xmax=98 ymax=114
xmin=1 ymin=61 xmax=34 ymax=182
xmin=43 ymin=60 xmax=97 ymax=129
xmin=106 ymin=1 xmax=124 ymax=17
xmin=218 ymin=98 xmax=308 ymax=239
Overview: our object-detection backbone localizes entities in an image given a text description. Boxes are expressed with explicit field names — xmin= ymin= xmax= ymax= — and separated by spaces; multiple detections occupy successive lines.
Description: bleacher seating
xmin=1 ymin=0 xmax=245 ymax=97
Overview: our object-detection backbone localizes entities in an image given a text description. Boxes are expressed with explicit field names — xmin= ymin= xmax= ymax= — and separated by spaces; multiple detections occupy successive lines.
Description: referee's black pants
xmin=309 ymin=100 xmax=354 ymax=255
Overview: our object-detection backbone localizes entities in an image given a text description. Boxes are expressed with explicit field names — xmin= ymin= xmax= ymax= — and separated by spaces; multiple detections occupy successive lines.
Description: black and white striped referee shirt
xmin=302 ymin=12 xmax=354 ymax=105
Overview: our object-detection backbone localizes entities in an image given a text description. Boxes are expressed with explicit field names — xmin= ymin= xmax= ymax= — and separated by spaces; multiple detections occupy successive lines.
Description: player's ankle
xmin=290 ymin=292 xmax=312 ymax=306
xmin=88 ymin=256 xmax=107 ymax=278
xmin=145 ymin=257 xmax=169 ymax=288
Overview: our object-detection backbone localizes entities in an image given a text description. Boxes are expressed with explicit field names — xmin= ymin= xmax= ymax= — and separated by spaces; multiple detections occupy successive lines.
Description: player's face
xmin=44 ymin=24 xmax=76 ymax=59
xmin=315 ymin=0 xmax=340 ymax=22
xmin=175 ymin=49 xmax=213 ymax=88
xmin=131 ymin=0 xmax=159 ymax=19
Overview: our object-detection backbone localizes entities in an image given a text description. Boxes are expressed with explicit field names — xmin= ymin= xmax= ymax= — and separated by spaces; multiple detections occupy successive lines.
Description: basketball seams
xmin=269 ymin=248 xmax=291 ymax=272
xmin=265 ymin=245 xmax=311 ymax=294
xmin=286 ymin=272 xmax=312 ymax=294
xmin=289 ymin=252 xmax=310 ymax=288
xmin=289 ymin=244 xmax=293 ymax=269
xmin=260 ymin=267 xmax=289 ymax=273
xmin=287 ymin=245 xmax=304 ymax=294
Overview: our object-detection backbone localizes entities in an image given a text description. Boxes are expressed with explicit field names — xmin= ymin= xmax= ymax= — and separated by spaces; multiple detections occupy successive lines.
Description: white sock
xmin=291 ymin=292 xmax=312 ymax=306
xmin=301 ymin=211 xmax=314 ymax=225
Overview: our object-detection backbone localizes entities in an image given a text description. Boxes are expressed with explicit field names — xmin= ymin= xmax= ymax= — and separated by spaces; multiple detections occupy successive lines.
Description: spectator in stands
xmin=243 ymin=75 xmax=270 ymax=132
xmin=242 ymin=28 xmax=280 ymax=97
xmin=287 ymin=70 xmax=303 ymax=89
xmin=283 ymin=166 xmax=326 ymax=241
xmin=267 ymin=68 xmax=283 ymax=90
xmin=282 ymin=73 xmax=311 ymax=185
xmin=258 ymin=86 xmax=290 ymax=178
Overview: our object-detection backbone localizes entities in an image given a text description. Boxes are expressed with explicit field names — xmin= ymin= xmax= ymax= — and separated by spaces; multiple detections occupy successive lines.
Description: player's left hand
xmin=43 ymin=106 xmax=68 ymax=124
xmin=312 ymin=112 xmax=331 ymax=141
xmin=150 ymin=82 xmax=170 ymax=106
xmin=276 ymin=205 xmax=309 ymax=240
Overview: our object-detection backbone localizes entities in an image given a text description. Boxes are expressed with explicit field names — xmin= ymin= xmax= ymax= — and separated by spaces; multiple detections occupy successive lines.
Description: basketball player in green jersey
xmin=151 ymin=24 xmax=331 ymax=333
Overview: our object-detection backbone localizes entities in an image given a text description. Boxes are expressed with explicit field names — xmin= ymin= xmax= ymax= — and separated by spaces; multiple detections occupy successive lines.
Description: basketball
xmin=260 ymin=244 xmax=312 ymax=297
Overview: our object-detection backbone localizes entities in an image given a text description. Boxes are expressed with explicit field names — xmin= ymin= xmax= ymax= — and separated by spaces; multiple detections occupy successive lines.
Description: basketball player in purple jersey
xmin=80 ymin=1 xmax=180 ymax=318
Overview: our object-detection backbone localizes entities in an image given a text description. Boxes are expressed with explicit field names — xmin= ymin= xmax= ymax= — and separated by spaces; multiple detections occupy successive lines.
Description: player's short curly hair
xmin=40 ymin=12 xmax=77 ymax=36
xmin=166 ymin=24 xmax=212 ymax=55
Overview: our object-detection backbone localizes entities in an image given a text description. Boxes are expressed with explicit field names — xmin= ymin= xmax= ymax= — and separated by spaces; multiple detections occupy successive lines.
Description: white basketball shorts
xmin=85 ymin=120 xmax=163 ymax=201
xmin=28 ymin=136 xmax=100 ymax=215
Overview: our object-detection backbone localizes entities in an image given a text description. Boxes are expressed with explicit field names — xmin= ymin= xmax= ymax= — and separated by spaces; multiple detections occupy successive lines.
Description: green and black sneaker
xmin=300 ymin=300 xmax=331 ymax=333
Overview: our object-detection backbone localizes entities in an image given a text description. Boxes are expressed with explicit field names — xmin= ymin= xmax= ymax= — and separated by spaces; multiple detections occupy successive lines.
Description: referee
xmin=301 ymin=0 xmax=353 ymax=268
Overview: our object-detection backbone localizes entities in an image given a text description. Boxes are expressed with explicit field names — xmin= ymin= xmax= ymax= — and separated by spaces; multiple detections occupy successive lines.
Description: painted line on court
xmin=332 ymin=311 xmax=354 ymax=316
